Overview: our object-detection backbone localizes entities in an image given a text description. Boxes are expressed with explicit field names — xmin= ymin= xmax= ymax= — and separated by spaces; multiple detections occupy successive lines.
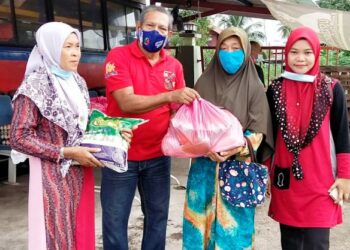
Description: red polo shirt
xmin=104 ymin=41 xmax=185 ymax=160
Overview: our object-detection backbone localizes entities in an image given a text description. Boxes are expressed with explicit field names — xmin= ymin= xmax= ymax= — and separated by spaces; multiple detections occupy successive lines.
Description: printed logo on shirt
xmin=163 ymin=71 xmax=176 ymax=90
xmin=105 ymin=62 xmax=117 ymax=78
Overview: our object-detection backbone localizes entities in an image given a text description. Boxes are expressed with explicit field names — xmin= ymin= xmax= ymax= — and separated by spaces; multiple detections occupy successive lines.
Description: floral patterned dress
xmin=10 ymin=68 xmax=95 ymax=250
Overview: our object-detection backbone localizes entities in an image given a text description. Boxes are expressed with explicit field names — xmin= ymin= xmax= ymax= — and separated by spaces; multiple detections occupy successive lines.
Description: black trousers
xmin=280 ymin=224 xmax=330 ymax=250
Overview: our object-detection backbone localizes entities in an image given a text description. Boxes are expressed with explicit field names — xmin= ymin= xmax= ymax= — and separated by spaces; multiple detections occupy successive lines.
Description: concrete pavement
xmin=1 ymin=158 xmax=349 ymax=250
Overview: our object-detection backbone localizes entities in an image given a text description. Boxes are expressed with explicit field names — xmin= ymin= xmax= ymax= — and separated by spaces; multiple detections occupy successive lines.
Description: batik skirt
xmin=183 ymin=157 xmax=255 ymax=250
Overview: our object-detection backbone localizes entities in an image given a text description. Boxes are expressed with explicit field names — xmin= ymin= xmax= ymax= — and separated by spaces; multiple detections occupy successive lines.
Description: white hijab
xmin=26 ymin=22 xmax=88 ymax=129
xmin=12 ymin=22 xmax=89 ymax=176
xmin=25 ymin=22 xmax=81 ymax=76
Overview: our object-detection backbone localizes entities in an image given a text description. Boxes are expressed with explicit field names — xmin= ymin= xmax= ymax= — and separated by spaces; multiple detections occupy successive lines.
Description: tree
xmin=218 ymin=15 xmax=266 ymax=43
xmin=193 ymin=17 xmax=211 ymax=46
xmin=277 ymin=25 xmax=291 ymax=39
xmin=318 ymin=0 xmax=350 ymax=11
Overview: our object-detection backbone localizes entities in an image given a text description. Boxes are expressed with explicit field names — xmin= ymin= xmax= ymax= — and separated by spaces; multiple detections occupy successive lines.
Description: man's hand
xmin=169 ymin=87 xmax=200 ymax=104
xmin=112 ymin=87 xmax=200 ymax=114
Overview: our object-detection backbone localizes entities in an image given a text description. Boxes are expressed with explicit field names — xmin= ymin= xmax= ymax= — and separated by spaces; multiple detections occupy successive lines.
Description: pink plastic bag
xmin=162 ymin=98 xmax=245 ymax=158
xmin=90 ymin=96 xmax=107 ymax=113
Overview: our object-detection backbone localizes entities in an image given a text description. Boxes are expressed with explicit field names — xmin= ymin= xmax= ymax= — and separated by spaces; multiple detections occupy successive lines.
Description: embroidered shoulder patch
xmin=105 ymin=62 xmax=118 ymax=78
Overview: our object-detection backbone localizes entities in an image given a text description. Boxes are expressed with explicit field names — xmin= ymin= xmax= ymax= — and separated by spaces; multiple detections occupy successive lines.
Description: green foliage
xmin=262 ymin=63 xmax=283 ymax=86
xmin=218 ymin=15 xmax=265 ymax=43
xmin=318 ymin=0 xmax=350 ymax=11
xmin=168 ymin=9 xmax=210 ymax=47
xmin=338 ymin=51 xmax=350 ymax=65
xmin=277 ymin=25 xmax=291 ymax=39
xmin=219 ymin=15 xmax=247 ymax=28
xmin=194 ymin=17 xmax=211 ymax=46
xmin=203 ymin=49 xmax=215 ymax=68
xmin=179 ymin=9 xmax=197 ymax=17
xmin=320 ymin=49 xmax=338 ymax=65
xmin=169 ymin=33 xmax=181 ymax=46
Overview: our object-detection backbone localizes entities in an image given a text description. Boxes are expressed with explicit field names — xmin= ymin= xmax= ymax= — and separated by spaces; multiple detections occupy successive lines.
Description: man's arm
xmin=112 ymin=86 xmax=199 ymax=114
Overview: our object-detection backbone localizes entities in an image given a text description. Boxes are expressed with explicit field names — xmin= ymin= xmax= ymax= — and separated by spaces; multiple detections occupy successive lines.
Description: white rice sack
xmin=81 ymin=110 xmax=147 ymax=172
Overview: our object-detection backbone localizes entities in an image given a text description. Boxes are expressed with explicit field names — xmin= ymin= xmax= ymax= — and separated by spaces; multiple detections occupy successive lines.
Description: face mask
xmin=138 ymin=29 xmax=167 ymax=53
xmin=218 ymin=49 xmax=245 ymax=75
xmin=50 ymin=65 xmax=72 ymax=80
xmin=281 ymin=70 xmax=316 ymax=82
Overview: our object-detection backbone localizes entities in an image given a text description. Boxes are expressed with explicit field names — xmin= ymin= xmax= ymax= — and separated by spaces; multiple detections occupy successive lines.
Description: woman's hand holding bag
xmin=219 ymin=137 xmax=269 ymax=208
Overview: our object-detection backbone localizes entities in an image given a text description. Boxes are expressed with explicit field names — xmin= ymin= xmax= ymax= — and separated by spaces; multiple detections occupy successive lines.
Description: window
xmin=53 ymin=0 xmax=104 ymax=50
xmin=0 ymin=0 xmax=14 ymax=42
xmin=52 ymin=0 xmax=80 ymax=29
xmin=80 ymin=0 xmax=104 ymax=50
xmin=125 ymin=7 xmax=139 ymax=44
xmin=107 ymin=1 xmax=127 ymax=48
xmin=107 ymin=1 xmax=141 ymax=49
xmin=0 ymin=0 xmax=47 ymax=45
xmin=15 ymin=0 xmax=47 ymax=45
xmin=0 ymin=0 xmax=143 ymax=48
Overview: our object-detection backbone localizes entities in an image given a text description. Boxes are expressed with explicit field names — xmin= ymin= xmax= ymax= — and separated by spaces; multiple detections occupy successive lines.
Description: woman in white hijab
xmin=10 ymin=22 xmax=121 ymax=250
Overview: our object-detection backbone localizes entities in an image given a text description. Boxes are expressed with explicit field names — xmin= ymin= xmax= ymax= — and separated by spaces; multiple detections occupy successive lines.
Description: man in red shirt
xmin=101 ymin=5 xmax=199 ymax=250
